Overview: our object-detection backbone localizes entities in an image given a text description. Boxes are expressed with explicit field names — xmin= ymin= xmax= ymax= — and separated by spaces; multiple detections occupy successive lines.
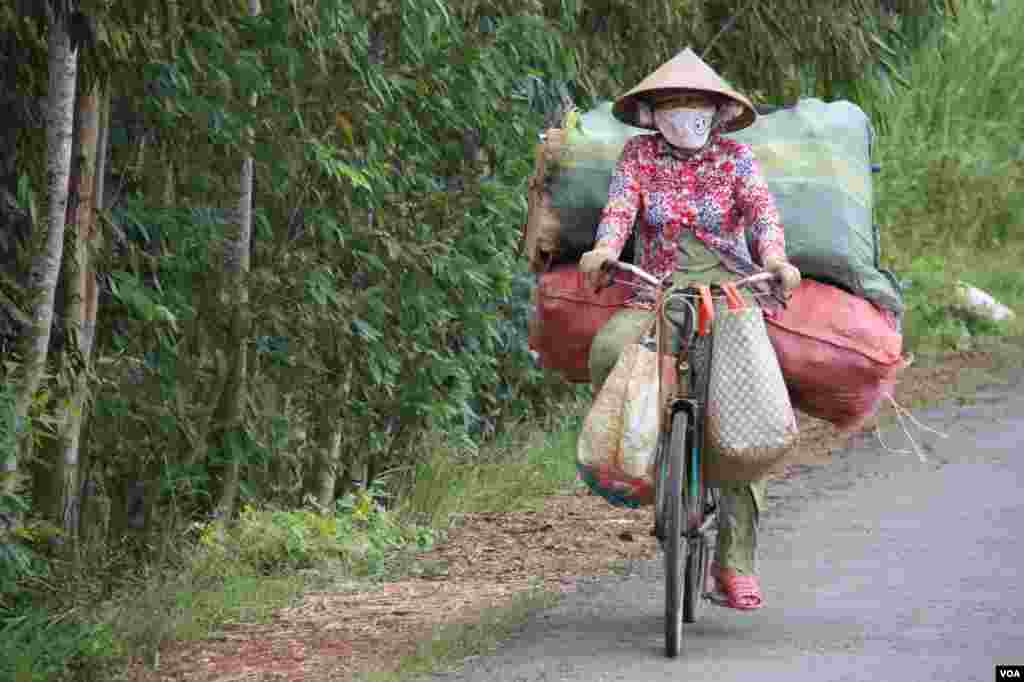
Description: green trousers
xmin=588 ymin=233 xmax=765 ymax=575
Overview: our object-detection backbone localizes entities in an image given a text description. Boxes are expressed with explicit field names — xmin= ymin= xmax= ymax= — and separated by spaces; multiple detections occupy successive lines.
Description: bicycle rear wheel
xmin=664 ymin=409 xmax=688 ymax=658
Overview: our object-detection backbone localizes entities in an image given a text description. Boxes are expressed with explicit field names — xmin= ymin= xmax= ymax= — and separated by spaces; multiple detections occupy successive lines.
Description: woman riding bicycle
xmin=579 ymin=48 xmax=801 ymax=611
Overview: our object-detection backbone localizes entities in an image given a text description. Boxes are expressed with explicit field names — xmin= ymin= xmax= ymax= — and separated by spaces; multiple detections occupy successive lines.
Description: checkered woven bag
xmin=705 ymin=283 xmax=798 ymax=483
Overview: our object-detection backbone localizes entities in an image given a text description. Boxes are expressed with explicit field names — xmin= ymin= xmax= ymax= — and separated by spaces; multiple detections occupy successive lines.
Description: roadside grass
xmin=2 ymin=493 xmax=440 ymax=678
xmin=103 ymin=564 xmax=306 ymax=663
xmin=100 ymin=494 xmax=448 ymax=665
xmin=358 ymin=586 xmax=560 ymax=682
xmin=0 ymin=602 xmax=120 ymax=682
xmin=894 ymin=248 xmax=1024 ymax=353
xmin=396 ymin=399 xmax=586 ymax=529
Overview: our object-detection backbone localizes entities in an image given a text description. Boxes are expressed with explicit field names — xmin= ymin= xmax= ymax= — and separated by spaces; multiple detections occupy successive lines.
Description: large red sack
xmin=529 ymin=265 xmax=632 ymax=383
xmin=766 ymin=279 xmax=910 ymax=432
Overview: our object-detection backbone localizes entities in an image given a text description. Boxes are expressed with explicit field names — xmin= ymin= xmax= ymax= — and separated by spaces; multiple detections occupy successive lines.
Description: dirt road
xmin=441 ymin=368 xmax=1024 ymax=682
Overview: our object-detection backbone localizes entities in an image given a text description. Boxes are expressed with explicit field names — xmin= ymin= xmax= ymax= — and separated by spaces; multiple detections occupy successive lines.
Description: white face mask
xmin=655 ymin=106 xmax=716 ymax=150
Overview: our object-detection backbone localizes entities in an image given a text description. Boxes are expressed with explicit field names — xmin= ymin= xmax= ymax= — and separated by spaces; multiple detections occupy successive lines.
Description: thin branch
xmin=701 ymin=0 xmax=757 ymax=61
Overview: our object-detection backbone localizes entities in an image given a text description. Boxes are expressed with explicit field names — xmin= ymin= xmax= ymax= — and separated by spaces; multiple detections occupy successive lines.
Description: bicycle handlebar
xmin=604 ymin=260 xmax=664 ymax=287
xmin=603 ymin=259 xmax=780 ymax=290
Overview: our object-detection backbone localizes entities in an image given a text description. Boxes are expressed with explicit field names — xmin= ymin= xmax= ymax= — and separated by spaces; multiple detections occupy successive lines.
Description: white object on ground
xmin=954 ymin=281 xmax=1016 ymax=322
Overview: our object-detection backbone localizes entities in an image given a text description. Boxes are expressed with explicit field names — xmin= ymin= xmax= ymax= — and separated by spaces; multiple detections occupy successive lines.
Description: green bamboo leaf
xmin=868 ymin=33 xmax=903 ymax=58
xmin=432 ymin=0 xmax=451 ymax=27
xmin=335 ymin=163 xmax=373 ymax=192
xmin=351 ymin=318 xmax=382 ymax=342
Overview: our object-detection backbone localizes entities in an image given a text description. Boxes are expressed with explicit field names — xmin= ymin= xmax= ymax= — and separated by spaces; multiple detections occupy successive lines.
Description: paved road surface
xmin=443 ymin=369 xmax=1024 ymax=682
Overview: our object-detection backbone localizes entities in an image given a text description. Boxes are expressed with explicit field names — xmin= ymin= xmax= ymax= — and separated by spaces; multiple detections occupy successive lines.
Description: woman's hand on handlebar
xmin=579 ymin=246 xmax=617 ymax=290
xmin=580 ymin=248 xmax=794 ymax=294
xmin=762 ymin=256 xmax=801 ymax=295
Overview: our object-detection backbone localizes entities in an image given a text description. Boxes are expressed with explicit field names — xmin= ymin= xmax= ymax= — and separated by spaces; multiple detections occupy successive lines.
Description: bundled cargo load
xmin=521 ymin=105 xmax=645 ymax=272
xmin=523 ymin=99 xmax=910 ymax=427
xmin=522 ymin=99 xmax=903 ymax=315
xmin=765 ymin=279 xmax=910 ymax=432
xmin=527 ymin=264 xmax=634 ymax=383
xmin=727 ymin=98 xmax=903 ymax=316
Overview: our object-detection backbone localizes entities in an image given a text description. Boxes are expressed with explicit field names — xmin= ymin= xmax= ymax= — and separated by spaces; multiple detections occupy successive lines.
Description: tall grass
xmin=875 ymin=0 xmax=1024 ymax=259
xmin=397 ymin=402 xmax=586 ymax=528
xmin=869 ymin=0 xmax=1024 ymax=349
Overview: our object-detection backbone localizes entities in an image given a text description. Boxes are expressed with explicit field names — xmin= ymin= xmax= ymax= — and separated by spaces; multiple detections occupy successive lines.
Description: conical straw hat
xmin=613 ymin=48 xmax=756 ymax=133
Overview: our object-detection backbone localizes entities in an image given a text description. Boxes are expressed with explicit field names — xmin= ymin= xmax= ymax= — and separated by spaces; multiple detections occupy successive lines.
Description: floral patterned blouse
xmin=595 ymin=131 xmax=787 ymax=305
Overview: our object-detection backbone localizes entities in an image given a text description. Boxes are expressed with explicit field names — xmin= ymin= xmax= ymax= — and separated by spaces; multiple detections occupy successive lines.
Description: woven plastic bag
xmin=765 ymin=278 xmax=910 ymax=432
xmin=704 ymin=283 xmax=798 ymax=483
xmin=620 ymin=348 xmax=662 ymax=479
xmin=527 ymin=264 xmax=633 ymax=383
xmin=577 ymin=339 xmax=675 ymax=508
xmin=727 ymin=98 xmax=903 ymax=315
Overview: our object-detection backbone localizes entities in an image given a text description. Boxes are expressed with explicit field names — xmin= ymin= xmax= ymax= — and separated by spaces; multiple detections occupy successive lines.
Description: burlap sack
xmin=522 ymin=129 xmax=566 ymax=272
xmin=522 ymin=112 xmax=645 ymax=272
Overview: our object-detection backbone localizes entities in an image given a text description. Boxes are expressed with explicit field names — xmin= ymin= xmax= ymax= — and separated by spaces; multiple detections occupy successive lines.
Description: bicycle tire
xmin=683 ymin=536 xmax=706 ymax=623
xmin=664 ymin=410 xmax=688 ymax=659
xmin=683 ymin=427 xmax=707 ymax=624
xmin=654 ymin=437 xmax=667 ymax=544
xmin=683 ymin=331 xmax=712 ymax=623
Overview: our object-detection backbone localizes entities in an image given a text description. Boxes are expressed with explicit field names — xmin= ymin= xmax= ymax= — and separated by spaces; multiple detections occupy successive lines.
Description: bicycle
xmin=602 ymin=259 xmax=780 ymax=659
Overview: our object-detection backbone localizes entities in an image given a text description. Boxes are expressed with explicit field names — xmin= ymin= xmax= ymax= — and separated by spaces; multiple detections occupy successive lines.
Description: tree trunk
xmin=213 ymin=0 xmax=260 ymax=518
xmin=211 ymin=156 xmax=252 ymax=518
xmin=309 ymin=360 xmax=354 ymax=512
xmin=54 ymin=83 xmax=103 ymax=550
xmin=77 ymin=89 xmax=113 ymax=553
xmin=314 ymin=426 xmax=344 ymax=512
xmin=3 ymin=12 xmax=78 ymax=504
xmin=94 ymin=89 xmax=110 ymax=216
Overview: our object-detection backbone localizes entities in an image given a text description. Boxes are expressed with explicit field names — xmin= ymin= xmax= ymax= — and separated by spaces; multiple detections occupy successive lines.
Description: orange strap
xmin=722 ymin=282 xmax=746 ymax=311
xmin=698 ymin=286 xmax=714 ymax=336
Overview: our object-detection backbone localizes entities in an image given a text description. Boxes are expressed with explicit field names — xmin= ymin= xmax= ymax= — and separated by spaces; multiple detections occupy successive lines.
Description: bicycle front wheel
xmin=664 ymin=409 xmax=688 ymax=659
xmin=683 ymin=446 xmax=707 ymax=624
xmin=684 ymin=534 xmax=706 ymax=623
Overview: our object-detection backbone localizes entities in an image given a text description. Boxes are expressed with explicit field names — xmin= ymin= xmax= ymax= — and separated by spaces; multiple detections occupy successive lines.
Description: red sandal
xmin=708 ymin=562 xmax=764 ymax=610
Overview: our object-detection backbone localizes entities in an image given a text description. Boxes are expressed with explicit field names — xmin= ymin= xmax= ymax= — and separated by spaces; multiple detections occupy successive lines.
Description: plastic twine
xmin=874 ymin=392 xmax=950 ymax=463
